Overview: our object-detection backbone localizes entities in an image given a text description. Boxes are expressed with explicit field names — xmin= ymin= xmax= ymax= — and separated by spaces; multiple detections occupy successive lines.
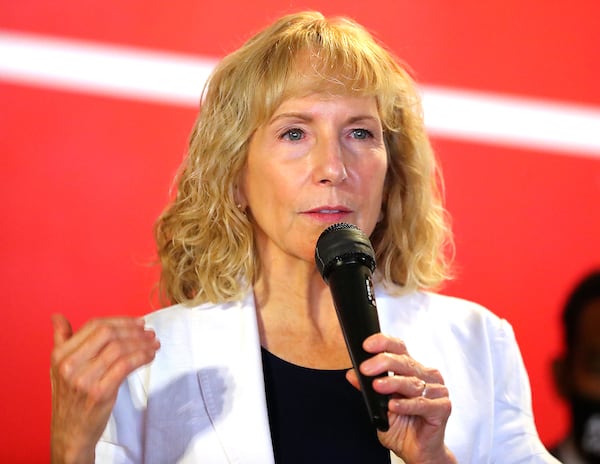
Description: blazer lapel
xmin=190 ymin=293 xmax=275 ymax=464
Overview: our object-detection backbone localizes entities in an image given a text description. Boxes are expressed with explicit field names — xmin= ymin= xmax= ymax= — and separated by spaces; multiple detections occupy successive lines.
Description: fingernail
xmin=374 ymin=377 xmax=388 ymax=387
xmin=361 ymin=362 xmax=375 ymax=375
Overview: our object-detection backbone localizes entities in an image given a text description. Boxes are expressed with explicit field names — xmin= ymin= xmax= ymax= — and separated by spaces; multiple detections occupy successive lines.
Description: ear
xmin=234 ymin=184 xmax=248 ymax=212
xmin=552 ymin=356 xmax=571 ymax=399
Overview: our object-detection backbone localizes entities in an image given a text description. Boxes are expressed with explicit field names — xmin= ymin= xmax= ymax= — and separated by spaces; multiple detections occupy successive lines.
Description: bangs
xmin=247 ymin=16 xmax=405 ymax=130
xmin=283 ymin=48 xmax=384 ymax=99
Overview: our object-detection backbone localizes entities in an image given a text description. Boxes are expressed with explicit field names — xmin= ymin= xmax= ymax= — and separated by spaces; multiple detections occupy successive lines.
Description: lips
xmin=304 ymin=206 xmax=352 ymax=214
xmin=301 ymin=206 xmax=353 ymax=223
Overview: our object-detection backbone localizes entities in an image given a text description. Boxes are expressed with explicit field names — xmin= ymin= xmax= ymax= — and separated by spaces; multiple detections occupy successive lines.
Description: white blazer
xmin=97 ymin=289 xmax=559 ymax=463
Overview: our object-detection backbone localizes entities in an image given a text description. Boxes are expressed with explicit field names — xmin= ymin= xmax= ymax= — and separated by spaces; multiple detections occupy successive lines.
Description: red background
xmin=1 ymin=1 xmax=599 ymax=461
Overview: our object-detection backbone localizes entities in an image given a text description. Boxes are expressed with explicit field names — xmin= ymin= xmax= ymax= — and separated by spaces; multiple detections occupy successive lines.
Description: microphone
xmin=315 ymin=222 xmax=389 ymax=431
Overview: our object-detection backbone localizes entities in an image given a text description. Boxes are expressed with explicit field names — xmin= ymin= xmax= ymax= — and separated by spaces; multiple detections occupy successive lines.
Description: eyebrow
xmin=269 ymin=112 xmax=313 ymax=124
xmin=269 ymin=112 xmax=381 ymax=125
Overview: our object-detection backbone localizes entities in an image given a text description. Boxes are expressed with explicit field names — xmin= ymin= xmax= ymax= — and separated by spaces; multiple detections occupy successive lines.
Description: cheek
xmin=363 ymin=157 xmax=388 ymax=196
xmin=244 ymin=162 xmax=290 ymax=210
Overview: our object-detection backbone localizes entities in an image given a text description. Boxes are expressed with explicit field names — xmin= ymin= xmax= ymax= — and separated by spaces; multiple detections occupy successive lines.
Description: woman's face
xmin=240 ymin=93 xmax=388 ymax=267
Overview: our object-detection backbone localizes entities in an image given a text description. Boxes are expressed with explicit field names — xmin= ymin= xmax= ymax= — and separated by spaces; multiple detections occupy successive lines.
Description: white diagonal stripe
xmin=421 ymin=87 xmax=600 ymax=157
xmin=1 ymin=30 xmax=599 ymax=158
xmin=0 ymin=30 xmax=215 ymax=105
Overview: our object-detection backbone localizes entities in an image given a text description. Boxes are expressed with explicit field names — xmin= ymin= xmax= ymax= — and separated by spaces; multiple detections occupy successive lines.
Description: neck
xmin=254 ymin=258 xmax=335 ymax=323
xmin=253 ymin=257 xmax=351 ymax=369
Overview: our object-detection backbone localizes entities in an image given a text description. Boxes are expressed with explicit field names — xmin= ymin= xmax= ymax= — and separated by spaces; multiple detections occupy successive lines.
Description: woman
xmin=50 ymin=11 xmax=558 ymax=463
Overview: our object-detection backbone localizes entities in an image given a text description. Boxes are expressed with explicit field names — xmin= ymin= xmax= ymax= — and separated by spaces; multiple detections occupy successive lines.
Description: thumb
xmin=345 ymin=368 xmax=361 ymax=391
xmin=51 ymin=314 xmax=73 ymax=346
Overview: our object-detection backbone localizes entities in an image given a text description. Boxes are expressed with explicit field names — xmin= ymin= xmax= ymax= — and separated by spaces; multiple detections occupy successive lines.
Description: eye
xmin=351 ymin=128 xmax=373 ymax=140
xmin=281 ymin=128 xmax=305 ymax=141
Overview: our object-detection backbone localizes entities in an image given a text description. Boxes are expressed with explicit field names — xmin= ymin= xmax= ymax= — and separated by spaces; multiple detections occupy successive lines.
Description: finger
xmin=363 ymin=333 xmax=409 ymax=356
xmin=373 ymin=374 xmax=428 ymax=397
xmin=360 ymin=352 xmax=416 ymax=377
xmin=418 ymin=382 xmax=448 ymax=400
xmin=388 ymin=395 xmax=452 ymax=427
xmin=97 ymin=344 xmax=159 ymax=395
xmin=53 ymin=319 xmax=155 ymax=377
xmin=68 ymin=317 xmax=147 ymax=351
xmin=51 ymin=314 xmax=73 ymax=347
xmin=58 ymin=318 xmax=149 ymax=360
xmin=374 ymin=375 xmax=449 ymax=401
xmin=345 ymin=369 xmax=360 ymax=390
xmin=361 ymin=352 xmax=445 ymax=387
xmin=70 ymin=337 xmax=160 ymax=400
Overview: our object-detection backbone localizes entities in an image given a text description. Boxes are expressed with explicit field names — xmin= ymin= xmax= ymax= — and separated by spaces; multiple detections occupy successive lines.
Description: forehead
xmin=250 ymin=48 xmax=390 ymax=134
xmin=267 ymin=63 xmax=382 ymax=127
xmin=271 ymin=92 xmax=380 ymax=115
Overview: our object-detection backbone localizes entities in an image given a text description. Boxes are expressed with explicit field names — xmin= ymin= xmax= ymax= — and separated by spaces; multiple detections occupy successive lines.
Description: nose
xmin=311 ymin=137 xmax=348 ymax=185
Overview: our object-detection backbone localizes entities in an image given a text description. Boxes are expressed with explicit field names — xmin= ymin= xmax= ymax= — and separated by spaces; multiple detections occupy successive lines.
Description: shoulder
xmin=377 ymin=288 xmax=505 ymax=327
xmin=141 ymin=303 xmax=199 ymax=342
xmin=129 ymin=294 xmax=257 ymax=385
xmin=142 ymin=295 xmax=253 ymax=336
xmin=376 ymin=288 xmax=518 ymax=352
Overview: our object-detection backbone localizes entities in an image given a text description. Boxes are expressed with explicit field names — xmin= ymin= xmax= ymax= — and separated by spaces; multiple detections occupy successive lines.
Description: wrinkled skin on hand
xmin=50 ymin=314 xmax=160 ymax=464
xmin=346 ymin=333 xmax=457 ymax=464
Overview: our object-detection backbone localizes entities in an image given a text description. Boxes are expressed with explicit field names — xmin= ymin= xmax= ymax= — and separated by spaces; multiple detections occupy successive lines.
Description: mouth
xmin=302 ymin=206 xmax=352 ymax=222
xmin=312 ymin=208 xmax=348 ymax=214
xmin=304 ymin=205 xmax=352 ymax=214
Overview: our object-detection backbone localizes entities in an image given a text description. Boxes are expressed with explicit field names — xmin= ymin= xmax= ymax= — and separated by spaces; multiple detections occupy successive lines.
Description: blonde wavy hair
xmin=155 ymin=11 xmax=453 ymax=306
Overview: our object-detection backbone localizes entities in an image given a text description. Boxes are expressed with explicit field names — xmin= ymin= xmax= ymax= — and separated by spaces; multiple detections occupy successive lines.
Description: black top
xmin=261 ymin=348 xmax=391 ymax=464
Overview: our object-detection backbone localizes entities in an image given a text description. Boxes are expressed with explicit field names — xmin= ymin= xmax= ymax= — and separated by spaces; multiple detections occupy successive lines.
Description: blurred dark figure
xmin=550 ymin=270 xmax=600 ymax=463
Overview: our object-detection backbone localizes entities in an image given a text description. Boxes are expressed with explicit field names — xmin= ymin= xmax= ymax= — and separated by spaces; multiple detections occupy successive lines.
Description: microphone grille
xmin=314 ymin=223 xmax=376 ymax=280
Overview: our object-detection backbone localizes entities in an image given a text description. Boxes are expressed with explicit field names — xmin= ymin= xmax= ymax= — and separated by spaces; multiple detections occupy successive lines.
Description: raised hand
xmin=50 ymin=314 xmax=160 ymax=464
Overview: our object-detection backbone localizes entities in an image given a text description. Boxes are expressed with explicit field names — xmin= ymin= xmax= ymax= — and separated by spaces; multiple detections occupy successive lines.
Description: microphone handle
xmin=327 ymin=263 xmax=390 ymax=431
